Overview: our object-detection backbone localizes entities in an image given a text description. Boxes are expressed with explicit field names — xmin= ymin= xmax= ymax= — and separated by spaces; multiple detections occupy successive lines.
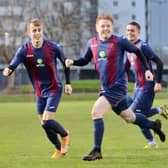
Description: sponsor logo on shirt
xmin=36 ymin=58 xmax=45 ymax=67
xmin=98 ymin=50 xmax=106 ymax=61
xmin=99 ymin=51 xmax=106 ymax=58
xmin=37 ymin=58 xmax=43 ymax=64
xmin=26 ymin=54 xmax=34 ymax=57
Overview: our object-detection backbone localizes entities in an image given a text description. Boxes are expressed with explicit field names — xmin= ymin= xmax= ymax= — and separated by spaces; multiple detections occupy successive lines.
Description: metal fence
xmin=0 ymin=65 xmax=99 ymax=91
xmin=0 ymin=64 xmax=168 ymax=92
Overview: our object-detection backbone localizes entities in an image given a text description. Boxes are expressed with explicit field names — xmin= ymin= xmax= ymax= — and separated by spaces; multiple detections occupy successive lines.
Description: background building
xmin=98 ymin=0 xmax=146 ymax=40
xmin=148 ymin=0 xmax=168 ymax=65
xmin=98 ymin=0 xmax=168 ymax=81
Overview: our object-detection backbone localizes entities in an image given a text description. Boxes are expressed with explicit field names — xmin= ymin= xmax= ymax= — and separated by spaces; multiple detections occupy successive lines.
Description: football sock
xmin=42 ymin=123 xmax=61 ymax=150
xmin=140 ymin=127 xmax=154 ymax=142
xmin=146 ymin=108 xmax=159 ymax=117
xmin=134 ymin=113 xmax=154 ymax=129
xmin=43 ymin=120 xmax=67 ymax=137
xmin=93 ymin=118 xmax=104 ymax=149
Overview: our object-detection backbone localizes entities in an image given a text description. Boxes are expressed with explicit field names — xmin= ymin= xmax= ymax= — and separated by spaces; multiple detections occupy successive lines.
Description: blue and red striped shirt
xmin=126 ymin=39 xmax=157 ymax=90
xmin=74 ymin=35 xmax=145 ymax=94
xmin=9 ymin=39 xmax=69 ymax=97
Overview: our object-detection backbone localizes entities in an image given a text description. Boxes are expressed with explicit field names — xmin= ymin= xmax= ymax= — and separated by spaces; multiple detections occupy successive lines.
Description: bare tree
xmin=0 ymin=0 xmax=97 ymax=92
xmin=0 ymin=0 xmax=28 ymax=91
xmin=26 ymin=0 xmax=82 ymax=58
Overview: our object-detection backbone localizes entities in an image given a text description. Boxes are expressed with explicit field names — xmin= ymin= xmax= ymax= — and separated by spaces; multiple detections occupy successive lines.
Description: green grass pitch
xmin=0 ymin=97 xmax=168 ymax=168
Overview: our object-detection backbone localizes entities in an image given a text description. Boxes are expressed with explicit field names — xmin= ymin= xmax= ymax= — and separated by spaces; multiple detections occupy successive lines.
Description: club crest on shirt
xmin=91 ymin=44 xmax=98 ymax=48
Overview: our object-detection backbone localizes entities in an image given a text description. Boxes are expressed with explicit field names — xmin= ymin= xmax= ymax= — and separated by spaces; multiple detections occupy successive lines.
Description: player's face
xmin=126 ymin=25 xmax=140 ymax=43
xmin=28 ymin=23 xmax=43 ymax=48
xmin=96 ymin=19 xmax=113 ymax=41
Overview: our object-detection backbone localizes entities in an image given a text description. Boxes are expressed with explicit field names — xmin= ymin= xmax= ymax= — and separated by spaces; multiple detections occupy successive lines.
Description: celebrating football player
xmin=3 ymin=18 xmax=72 ymax=159
xmin=125 ymin=21 xmax=168 ymax=149
xmin=66 ymin=13 xmax=166 ymax=161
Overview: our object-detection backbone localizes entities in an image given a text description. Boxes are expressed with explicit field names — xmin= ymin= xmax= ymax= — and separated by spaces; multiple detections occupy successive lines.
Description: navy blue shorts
xmin=131 ymin=88 xmax=155 ymax=115
xmin=112 ymin=95 xmax=133 ymax=115
xmin=101 ymin=89 xmax=132 ymax=115
xmin=36 ymin=93 xmax=62 ymax=115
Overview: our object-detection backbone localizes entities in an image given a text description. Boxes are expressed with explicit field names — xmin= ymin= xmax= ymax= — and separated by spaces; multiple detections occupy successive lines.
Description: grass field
xmin=0 ymin=96 xmax=168 ymax=168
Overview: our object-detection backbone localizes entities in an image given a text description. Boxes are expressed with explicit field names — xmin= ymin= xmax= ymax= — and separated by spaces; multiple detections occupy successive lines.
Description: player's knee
xmin=91 ymin=110 xmax=103 ymax=119
xmin=42 ymin=120 xmax=50 ymax=129
xmin=120 ymin=109 xmax=136 ymax=123
xmin=120 ymin=114 xmax=135 ymax=123
xmin=123 ymin=116 xmax=134 ymax=123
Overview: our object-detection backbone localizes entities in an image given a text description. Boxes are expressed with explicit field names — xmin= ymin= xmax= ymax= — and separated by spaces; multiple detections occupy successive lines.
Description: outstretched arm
xmin=142 ymin=44 xmax=163 ymax=92
xmin=56 ymin=45 xmax=72 ymax=95
xmin=134 ymin=49 xmax=153 ymax=81
xmin=122 ymin=38 xmax=153 ymax=81
xmin=62 ymin=62 xmax=72 ymax=95
xmin=65 ymin=58 xmax=90 ymax=67
xmin=3 ymin=47 xmax=24 ymax=77
xmin=3 ymin=66 xmax=14 ymax=76
xmin=134 ymin=49 xmax=150 ymax=70
xmin=3 ymin=64 xmax=19 ymax=76
xmin=152 ymin=56 xmax=163 ymax=92
xmin=66 ymin=39 xmax=93 ymax=67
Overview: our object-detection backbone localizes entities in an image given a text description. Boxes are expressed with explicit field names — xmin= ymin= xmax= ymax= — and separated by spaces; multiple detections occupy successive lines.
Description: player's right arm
xmin=3 ymin=46 xmax=25 ymax=76
xmin=3 ymin=67 xmax=13 ymax=76
xmin=65 ymin=40 xmax=93 ymax=67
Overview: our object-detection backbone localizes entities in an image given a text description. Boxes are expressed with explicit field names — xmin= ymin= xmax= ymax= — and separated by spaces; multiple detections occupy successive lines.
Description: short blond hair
xmin=96 ymin=13 xmax=114 ymax=24
xmin=27 ymin=18 xmax=43 ymax=32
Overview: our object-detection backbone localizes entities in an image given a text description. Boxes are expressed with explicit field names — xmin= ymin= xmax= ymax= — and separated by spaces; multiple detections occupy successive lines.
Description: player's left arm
xmin=56 ymin=45 xmax=72 ymax=95
xmin=63 ymin=64 xmax=72 ymax=95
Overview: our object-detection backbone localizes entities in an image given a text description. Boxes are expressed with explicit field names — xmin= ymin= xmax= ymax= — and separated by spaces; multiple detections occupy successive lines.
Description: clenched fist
xmin=65 ymin=59 xmax=74 ymax=67
xmin=3 ymin=68 xmax=13 ymax=76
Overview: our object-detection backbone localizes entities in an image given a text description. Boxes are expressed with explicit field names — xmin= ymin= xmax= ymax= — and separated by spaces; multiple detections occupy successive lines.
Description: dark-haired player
xmin=125 ymin=21 xmax=168 ymax=149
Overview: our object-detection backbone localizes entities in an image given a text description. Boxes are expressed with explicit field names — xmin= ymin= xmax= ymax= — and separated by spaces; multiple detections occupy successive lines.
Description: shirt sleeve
xmin=141 ymin=43 xmax=156 ymax=60
xmin=73 ymin=40 xmax=93 ymax=66
xmin=56 ymin=45 xmax=71 ymax=84
xmin=121 ymin=38 xmax=150 ymax=70
xmin=141 ymin=44 xmax=163 ymax=83
xmin=8 ymin=46 xmax=25 ymax=70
